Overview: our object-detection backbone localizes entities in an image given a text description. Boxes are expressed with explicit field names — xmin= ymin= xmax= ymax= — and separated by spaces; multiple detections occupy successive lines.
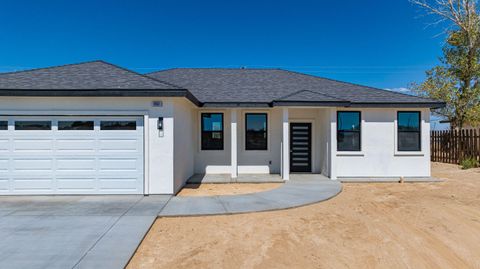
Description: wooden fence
xmin=431 ymin=129 xmax=480 ymax=164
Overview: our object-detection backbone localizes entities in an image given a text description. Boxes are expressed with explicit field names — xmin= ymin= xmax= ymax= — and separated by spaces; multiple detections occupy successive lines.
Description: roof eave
xmin=0 ymin=89 xmax=202 ymax=106
xmin=348 ymin=102 xmax=447 ymax=109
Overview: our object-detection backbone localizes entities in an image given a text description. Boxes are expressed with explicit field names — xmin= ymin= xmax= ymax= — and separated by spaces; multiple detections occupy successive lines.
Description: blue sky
xmin=0 ymin=0 xmax=448 ymax=127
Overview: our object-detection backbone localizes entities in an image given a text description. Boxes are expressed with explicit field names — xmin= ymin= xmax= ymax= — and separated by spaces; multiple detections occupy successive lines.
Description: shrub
xmin=460 ymin=157 xmax=479 ymax=170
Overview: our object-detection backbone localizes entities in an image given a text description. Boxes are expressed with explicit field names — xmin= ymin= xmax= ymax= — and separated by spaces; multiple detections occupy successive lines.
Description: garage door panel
xmin=13 ymin=178 xmax=54 ymax=190
xmin=14 ymin=139 xmax=54 ymax=152
xmin=56 ymin=159 xmax=96 ymax=171
xmin=0 ymin=160 xmax=8 ymax=171
xmin=98 ymin=178 xmax=140 ymax=192
xmin=13 ymin=159 xmax=54 ymax=171
xmin=0 ymin=179 xmax=8 ymax=191
xmin=2 ymin=116 xmax=144 ymax=195
xmin=56 ymin=139 xmax=96 ymax=152
xmin=57 ymin=178 xmax=96 ymax=191
xmin=99 ymin=139 xmax=139 ymax=152
xmin=99 ymin=158 xmax=140 ymax=171
xmin=0 ymin=139 xmax=9 ymax=151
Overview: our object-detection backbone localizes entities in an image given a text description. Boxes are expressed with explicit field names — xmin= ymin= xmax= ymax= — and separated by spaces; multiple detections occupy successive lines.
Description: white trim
xmin=143 ymin=114 xmax=150 ymax=195
xmin=394 ymin=109 xmax=426 ymax=156
xmin=0 ymin=109 xmax=149 ymax=116
xmin=336 ymin=152 xmax=365 ymax=156
xmin=282 ymin=108 xmax=290 ymax=180
xmin=240 ymin=109 xmax=271 ymax=153
xmin=336 ymin=109 xmax=365 ymax=155
xmin=329 ymin=108 xmax=338 ymax=180
xmin=231 ymin=109 xmax=238 ymax=178
xmin=197 ymin=109 xmax=227 ymax=153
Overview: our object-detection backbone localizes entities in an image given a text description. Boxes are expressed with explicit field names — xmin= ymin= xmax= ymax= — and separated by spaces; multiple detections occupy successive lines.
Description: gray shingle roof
xmin=147 ymin=68 xmax=444 ymax=107
xmin=0 ymin=60 xmax=178 ymax=90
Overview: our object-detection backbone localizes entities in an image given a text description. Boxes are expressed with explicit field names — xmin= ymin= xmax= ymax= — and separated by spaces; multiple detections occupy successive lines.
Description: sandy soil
xmin=177 ymin=183 xmax=282 ymax=196
xmin=128 ymin=163 xmax=480 ymax=269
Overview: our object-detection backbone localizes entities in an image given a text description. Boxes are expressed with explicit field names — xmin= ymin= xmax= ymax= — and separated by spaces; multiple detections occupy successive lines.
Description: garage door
xmin=0 ymin=116 xmax=144 ymax=195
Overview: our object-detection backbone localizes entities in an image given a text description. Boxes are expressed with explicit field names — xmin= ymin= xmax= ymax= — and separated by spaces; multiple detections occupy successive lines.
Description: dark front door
xmin=290 ymin=123 xmax=312 ymax=172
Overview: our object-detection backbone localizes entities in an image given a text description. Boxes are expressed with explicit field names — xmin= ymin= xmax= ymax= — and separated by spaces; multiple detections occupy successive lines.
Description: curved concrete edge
xmin=158 ymin=179 xmax=342 ymax=217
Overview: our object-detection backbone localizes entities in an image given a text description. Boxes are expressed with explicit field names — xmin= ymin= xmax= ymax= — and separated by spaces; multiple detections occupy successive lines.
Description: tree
xmin=411 ymin=0 xmax=480 ymax=129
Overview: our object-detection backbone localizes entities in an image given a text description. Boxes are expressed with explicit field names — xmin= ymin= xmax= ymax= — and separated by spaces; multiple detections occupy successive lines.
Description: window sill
xmin=336 ymin=151 xmax=365 ymax=157
xmin=394 ymin=151 xmax=425 ymax=156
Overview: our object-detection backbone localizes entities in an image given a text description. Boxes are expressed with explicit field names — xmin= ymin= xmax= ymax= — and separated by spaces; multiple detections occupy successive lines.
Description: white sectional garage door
xmin=0 ymin=116 xmax=144 ymax=195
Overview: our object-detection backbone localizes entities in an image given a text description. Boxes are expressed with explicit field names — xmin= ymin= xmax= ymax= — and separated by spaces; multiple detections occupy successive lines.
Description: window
xmin=0 ymin=121 xmax=7 ymax=130
xmin=15 ymin=121 xmax=52 ymax=130
xmin=201 ymin=113 xmax=224 ymax=150
xmin=100 ymin=121 xmax=136 ymax=130
xmin=245 ymin=113 xmax=268 ymax=150
xmin=397 ymin=111 xmax=421 ymax=151
xmin=337 ymin=111 xmax=361 ymax=151
xmin=59 ymin=121 xmax=94 ymax=131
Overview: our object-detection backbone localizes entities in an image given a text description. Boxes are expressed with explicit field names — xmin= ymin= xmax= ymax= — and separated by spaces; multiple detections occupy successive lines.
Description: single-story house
xmin=0 ymin=60 xmax=445 ymax=195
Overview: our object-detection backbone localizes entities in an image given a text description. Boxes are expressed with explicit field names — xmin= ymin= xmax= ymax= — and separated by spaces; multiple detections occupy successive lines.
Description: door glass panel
xmin=100 ymin=121 xmax=136 ymax=130
xmin=15 ymin=121 xmax=52 ymax=130
xmin=0 ymin=121 xmax=7 ymax=130
xmin=58 ymin=121 xmax=94 ymax=131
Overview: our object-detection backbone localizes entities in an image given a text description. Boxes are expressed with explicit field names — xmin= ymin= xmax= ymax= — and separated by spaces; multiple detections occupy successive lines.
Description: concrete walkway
xmin=0 ymin=176 xmax=341 ymax=269
xmin=0 ymin=195 xmax=170 ymax=269
xmin=159 ymin=175 xmax=342 ymax=216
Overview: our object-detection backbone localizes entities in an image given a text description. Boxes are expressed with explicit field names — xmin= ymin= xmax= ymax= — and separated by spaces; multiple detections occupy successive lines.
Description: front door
xmin=290 ymin=123 xmax=312 ymax=172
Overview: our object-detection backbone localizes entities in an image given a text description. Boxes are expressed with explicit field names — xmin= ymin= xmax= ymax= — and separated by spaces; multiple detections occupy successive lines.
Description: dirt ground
xmin=177 ymin=183 xmax=282 ymax=196
xmin=128 ymin=163 xmax=480 ymax=269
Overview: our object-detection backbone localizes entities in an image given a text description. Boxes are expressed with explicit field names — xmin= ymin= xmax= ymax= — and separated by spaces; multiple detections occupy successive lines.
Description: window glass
xmin=0 ymin=121 xmax=7 ymax=130
xmin=398 ymin=112 xmax=420 ymax=131
xmin=398 ymin=112 xmax=421 ymax=151
xmin=15 ymin=121 xmax=52 ymax=130
xmin=100 ymin=121 xmax=136 ymax=130
xmin=338 ymin=112 xmax=360 ymax=131
xmin=58 ymin=121 xmax=94 ymax=130
xmin=245 ymin=113 xmax=267 ymax=150
xmin=201 ymin=113 xmax=223 ymax=150
xmin=337 ymin=112 xmax=361 ymax=151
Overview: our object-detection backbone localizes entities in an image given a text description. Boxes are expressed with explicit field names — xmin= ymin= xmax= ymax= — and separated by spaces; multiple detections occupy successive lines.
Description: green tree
xmin=411 ymin=0 xmax=480 ymax=129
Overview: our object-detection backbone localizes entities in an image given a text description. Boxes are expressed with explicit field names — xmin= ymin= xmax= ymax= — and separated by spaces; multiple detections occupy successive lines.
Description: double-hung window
xmin=397 ymin=111 xmax=421 ymax=151
xmin=245 ymin=113 xmax=268 ymax=150
xmin=337 ymin=111 xmax=361 ymax=151
xmin=201 ymin=113 xmax=224 ymax=150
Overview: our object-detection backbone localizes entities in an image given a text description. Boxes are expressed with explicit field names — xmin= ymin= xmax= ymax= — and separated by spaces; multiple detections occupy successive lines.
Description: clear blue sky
xmin=0 ymin=0 xmax=445 ymax=91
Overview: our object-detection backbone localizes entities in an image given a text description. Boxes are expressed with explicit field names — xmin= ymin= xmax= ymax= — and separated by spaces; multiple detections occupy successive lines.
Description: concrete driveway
xmin=0 ymin=195 xmax=171 ymax=269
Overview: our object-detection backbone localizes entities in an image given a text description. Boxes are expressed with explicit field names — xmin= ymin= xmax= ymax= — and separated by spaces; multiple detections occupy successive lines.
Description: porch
xmin=192 ymin=106 xmax=337 ymax=183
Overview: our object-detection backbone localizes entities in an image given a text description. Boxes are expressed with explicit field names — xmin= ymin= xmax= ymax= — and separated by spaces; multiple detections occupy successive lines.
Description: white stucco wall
xmin=0 ymin=96 xmax=179 ymax=194
xmin=334 ymin=108 xmax=431 ymax=178
xmin=173 ymin=99 xmax=195 ymax=193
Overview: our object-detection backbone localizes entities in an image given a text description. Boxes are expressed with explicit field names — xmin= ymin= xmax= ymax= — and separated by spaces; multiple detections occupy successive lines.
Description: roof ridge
xmin=275 ymin=89 xmax=346 ymax=101
xmin=0 ymin=60 xmax=104 ymax=77
xmin=146 ymin=67 xmax=281 ymax=75
xmin=278 ymin=68 xmax=438 ymax=102
xmin=97 ymin=61 xmax=184 ymax=89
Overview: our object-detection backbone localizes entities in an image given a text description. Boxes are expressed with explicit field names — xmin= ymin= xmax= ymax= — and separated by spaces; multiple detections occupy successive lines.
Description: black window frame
xmin=245 ymin=113 xmax=268 ymax=151
xmin=14 ymin=121 xmax=52 ymax=131
xmin=201 ymin=113 xmax=224 ymax=151
xmin=100 ymin=120 xmax=137 ymax=131
xmin=58 ymin=120 xmax=94 ymax=131
xmin=0 ymin=121 xmax=7 ymax=130
xmin=397 ymin=111 xmax=421 ymax=152
xmin=337 ymin=111 xmax=361 ymax=152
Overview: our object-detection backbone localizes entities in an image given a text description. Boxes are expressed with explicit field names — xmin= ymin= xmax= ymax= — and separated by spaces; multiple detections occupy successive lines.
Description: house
xmin=0 ymin=60 xmax=445 ymax=195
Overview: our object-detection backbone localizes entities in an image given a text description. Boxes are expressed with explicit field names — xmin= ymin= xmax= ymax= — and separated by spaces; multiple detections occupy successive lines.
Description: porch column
xmin=329 ymin=108 xmax=338 ymax=180
xmin=231 ymin=109 xmax=238 ymax=178
xmin=282 ymin=108 xmax=290 ymax=180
